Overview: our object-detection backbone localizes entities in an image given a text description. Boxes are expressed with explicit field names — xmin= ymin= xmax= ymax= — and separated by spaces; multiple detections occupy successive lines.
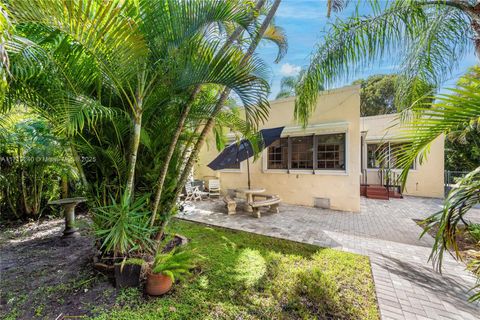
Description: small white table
xmin=235 ymin=188 xmax=266 ymax=212
xmin=48 ymin=197 xmax=87 ymax=238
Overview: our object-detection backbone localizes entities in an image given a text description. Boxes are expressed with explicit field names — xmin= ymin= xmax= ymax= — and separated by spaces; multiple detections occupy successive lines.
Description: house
xmin=195 ymin=85 xmax=444 ymax=212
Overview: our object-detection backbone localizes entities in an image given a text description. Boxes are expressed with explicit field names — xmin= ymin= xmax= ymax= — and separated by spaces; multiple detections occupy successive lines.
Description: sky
xmin=256 ymin=0 xmax=478 ymax=99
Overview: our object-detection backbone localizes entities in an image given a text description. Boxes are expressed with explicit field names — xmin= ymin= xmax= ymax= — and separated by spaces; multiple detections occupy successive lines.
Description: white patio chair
xmin=185 ymin=181 xmax=208 ymax=201
xmin=208 ymin=179 xmax=221 ymax=198
xmin=195 ymin=184 xmax=209 ymax=200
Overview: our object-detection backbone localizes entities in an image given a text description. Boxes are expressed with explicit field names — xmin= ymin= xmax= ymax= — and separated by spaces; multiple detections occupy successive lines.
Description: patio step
xmin=388 ymin=189 xmax=403 ymax=199
xmin=365 ymin=185 xmax=389 ymax=200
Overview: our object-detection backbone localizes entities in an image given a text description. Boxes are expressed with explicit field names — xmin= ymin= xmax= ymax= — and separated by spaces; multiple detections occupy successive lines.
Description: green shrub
xmin=93 ymin=193 xmax=155 ymax=256
xmin=152 ymin=248 xmax=197 ymax=282
xmin=468 ymin=223 xmax=480 ymax=242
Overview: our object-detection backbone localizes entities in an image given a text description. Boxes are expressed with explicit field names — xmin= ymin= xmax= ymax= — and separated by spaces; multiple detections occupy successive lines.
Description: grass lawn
xmin=94 ymin=219 xmax=379 ymax=320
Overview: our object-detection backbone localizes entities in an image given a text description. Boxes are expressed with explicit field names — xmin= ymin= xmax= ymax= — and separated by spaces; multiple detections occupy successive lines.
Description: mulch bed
xmin=414 ymin=219 xmax=480 ymax=267
xmin=0 ymin=217 xmax=117 ymax=319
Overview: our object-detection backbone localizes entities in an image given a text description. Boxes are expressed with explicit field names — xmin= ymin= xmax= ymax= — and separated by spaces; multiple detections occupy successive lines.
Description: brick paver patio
xmin=180 ymin=196 xmax=480 ymax=320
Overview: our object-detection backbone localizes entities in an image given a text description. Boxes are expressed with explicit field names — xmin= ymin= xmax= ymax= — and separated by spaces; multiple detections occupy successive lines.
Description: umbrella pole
xmin=247 ymin=157 xmax=251 ymax=189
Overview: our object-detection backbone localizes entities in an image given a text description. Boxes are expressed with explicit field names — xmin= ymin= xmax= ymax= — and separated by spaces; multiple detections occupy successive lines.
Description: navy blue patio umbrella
xmin=207 ymin=126 xmax=284 ymax=189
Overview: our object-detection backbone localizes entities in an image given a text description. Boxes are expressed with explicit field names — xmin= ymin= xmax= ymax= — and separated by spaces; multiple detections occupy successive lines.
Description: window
xmin=267 ymin=138 xmax=288 ymax=169
xmin=267 ymin=133 xmax=346 ymax=171
xmin=317 ymin=134 xmax=345 ymax=170
xmin=291 ymin=136 xmax=313 ymax=169
xmin=367 ymin=143 xmax=414 ymax=169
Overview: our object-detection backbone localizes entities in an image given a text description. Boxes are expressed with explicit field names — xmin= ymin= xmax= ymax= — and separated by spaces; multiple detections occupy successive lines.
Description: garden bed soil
xmin=0 ymin=217 xmax=118 ymax=319
xmin=0 ymin=217 xmax=192 ymax=319
xmin=414 ymin=219 xmax=480 ymax=266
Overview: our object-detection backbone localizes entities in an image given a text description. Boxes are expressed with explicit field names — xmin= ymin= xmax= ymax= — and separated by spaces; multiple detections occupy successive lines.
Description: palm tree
xmin=148 ymin=0 xmax=269 ymax=224
xmin=153 ymin=0 xmax=284 ymax=236
xmin=276 ymin=75 xmax=299 ymax=99
xmin=275 ymin=70 xmax=323 ymax=100
xmin=6 ymin=0 xmax=271 ymax=206
xmin=149 ymin=0 xmax=291 ymax=226
xmin=295 ymin=0 xmax=480 ymax=301
xmin=400 ymin=78 xmax=480 ymax=301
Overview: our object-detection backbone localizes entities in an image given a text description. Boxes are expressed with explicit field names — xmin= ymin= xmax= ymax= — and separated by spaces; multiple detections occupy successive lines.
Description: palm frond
xmin=140 ymin=0 xmax=252 ymax=60
xmin=262 ymin=20 xmax=287 ymax=63
xmin=10 ymin=0 xmax=149 ymax=100
xmin=0 ymin=3 xmax=13 ymax=98
xmin=172 ymin=38 xmax=270 ymax=126
xmin=51 ymin=95 xmax=117 ymax=137
xmin=295 ymin=0 xmax=472 ymax=126
xmin=395 ymin=79 xmax=480 ymax=188
xmin=422 ymin=167 xmax=480 ymax=272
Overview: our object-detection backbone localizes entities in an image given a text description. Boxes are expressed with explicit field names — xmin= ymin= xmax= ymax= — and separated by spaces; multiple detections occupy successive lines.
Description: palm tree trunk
xmin=157 ymin=0 xmax=282 ymax=237
xmin=125 ymin=103 xmax=143 ymax=202
xmin=71 ymin=143 xmax=88 ymax=188
xmin=61 ymin=175 xmax=68 ymax=198
xmin=178 ymin=126 xmax=200 ymax=170
xmin=470 ymin=11 xmax=480 ymax=57
xmin=149 ymin=0 xmax=267 ymax=227
xmin=150 ymin=86 xmax=200 ymax=226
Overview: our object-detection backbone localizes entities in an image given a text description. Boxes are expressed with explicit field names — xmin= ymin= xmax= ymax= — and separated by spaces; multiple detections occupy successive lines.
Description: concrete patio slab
xmin=179 ymin=196 xmax=480 ymax=320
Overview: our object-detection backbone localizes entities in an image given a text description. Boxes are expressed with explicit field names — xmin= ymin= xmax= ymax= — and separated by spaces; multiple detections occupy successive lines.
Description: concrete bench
xmin=250 ymin=194 xmax=281 ymax=218
xmin=223 ymin=195 xmax=236 ymax=215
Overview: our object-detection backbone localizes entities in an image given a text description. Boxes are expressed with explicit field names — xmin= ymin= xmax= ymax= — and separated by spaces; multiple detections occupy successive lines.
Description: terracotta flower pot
xmin=146 ymin=272 xmax=173 ymax=296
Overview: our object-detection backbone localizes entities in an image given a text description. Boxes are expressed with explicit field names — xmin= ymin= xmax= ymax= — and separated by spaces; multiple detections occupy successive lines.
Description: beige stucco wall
xmin=196 ymin=85 xmax=361 ymax=212
xmin=361 ymin=114 xmax=444 ymax=198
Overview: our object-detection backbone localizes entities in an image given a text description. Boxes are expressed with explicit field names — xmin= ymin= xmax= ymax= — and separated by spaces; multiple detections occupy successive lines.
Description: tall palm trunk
xmin=149 ymin=0 xmax=267 ymax=226
xmin=124 ymin=99 xmax=143 ymax=202
xmin=150 ymin=86 xmax=199 ymax=226
xmin=469 ymin=7 xmax=480 ymax=56
xmin=157 ymin=0 xmax=282 ymax=236
xmin=71 ymin=143 xmax=88 ymax=188
xmin=61 ymin=175 xmax=68 ymax=198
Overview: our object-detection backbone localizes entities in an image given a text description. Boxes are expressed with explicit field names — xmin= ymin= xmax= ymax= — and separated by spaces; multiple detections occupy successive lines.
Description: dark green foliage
xmin=445 ymin=66 xmax=480 ymax=171
xmin=445 ymin=121 xmax=480 ymax=171
xmin=353 ymin=74 xmax=398 ymax=116
xmin=3 ymin=0 xmax=274 ymax=212
xmin=0 ymin=111 xmax=76 ymax=220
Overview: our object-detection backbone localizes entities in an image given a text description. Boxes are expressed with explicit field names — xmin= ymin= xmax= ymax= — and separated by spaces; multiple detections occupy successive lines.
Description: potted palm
xmin=146 ymin=248 xmax=196 ymax=296
xmin=93 ymin=193 xmax=155 ymax=288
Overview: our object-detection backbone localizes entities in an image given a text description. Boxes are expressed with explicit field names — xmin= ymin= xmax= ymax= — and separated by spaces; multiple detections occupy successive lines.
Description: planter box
xmin=114 ymin=264 xmax=142 ymax=289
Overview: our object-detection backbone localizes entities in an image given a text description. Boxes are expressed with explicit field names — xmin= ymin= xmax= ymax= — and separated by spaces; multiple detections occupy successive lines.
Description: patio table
xmin=234 ymin=187 xmax=265 ymax=212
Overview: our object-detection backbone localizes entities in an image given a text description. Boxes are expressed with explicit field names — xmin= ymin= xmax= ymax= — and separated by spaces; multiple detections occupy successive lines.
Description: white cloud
xmin=280 ymin=63 xmax=301 ymax=76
